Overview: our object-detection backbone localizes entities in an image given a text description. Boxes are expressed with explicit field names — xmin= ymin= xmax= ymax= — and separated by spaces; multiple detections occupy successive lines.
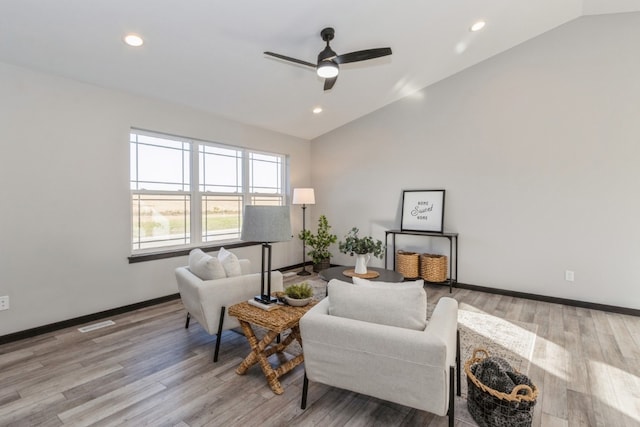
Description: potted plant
xmin=298 ymin=215 xmax=338 ymax=272
xmin=338 ymin=227 xmax=385 ymax=274
xmin=284 ymin=282 xmax=314 ymax=306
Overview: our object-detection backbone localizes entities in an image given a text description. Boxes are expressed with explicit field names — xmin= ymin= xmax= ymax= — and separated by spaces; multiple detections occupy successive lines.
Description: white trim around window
xmin=129 ymin=128 xmax=288 ymax=255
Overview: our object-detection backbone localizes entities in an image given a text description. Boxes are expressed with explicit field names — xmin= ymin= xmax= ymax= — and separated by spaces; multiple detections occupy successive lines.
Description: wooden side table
xmin=228 ymin=301 xmax=316 ymax=395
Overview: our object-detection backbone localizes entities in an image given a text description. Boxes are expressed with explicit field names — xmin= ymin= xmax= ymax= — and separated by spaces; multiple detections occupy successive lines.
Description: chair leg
xmin=456 ymin=329 xmax=461 ymax=396
xmin=213 ymin=306 xmax=225 ymax=363
xmin=448 ymin=366 xmax=455 ymax=427
xmin=185 ymin=312 xmax=191 ymax=329
xmin=301 ymin=372 xmax=309 ymax=409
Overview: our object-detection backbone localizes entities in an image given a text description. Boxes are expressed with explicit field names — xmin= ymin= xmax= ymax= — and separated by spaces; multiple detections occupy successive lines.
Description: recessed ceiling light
xmin=124 ymin=33 xmax=144 ymax=47
xmin=312 ymin=107 xmax=323 ymax=114
xmin=470 ymin=21 xmax=486 ymax=32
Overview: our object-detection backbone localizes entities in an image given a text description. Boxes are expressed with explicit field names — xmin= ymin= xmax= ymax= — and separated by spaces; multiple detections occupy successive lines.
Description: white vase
xmin=354 ymin=254 xmax=371 ymax=275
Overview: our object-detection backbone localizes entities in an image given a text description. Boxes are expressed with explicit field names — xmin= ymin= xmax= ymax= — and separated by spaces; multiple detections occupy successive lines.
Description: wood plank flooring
xmin=1 ymin=276 xmax=639 ymax=426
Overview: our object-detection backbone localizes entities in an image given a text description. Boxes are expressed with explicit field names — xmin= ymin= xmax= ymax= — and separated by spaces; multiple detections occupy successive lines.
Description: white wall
xmin=2 ymin=12 xmax=638 ymax=338
xmin=0 ymin=62 xmax=311 ymax=336
xmin=311 ymin=13 xmax=640 ymax=310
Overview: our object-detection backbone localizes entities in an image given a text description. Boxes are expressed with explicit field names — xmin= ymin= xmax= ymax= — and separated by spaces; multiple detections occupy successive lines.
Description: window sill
xmin=128 ymin=241 xmax=259 ymax=263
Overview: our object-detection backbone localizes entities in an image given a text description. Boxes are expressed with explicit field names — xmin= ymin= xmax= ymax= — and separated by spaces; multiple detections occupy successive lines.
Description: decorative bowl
xmin=284 ymin=296 xmax=312 ymax=307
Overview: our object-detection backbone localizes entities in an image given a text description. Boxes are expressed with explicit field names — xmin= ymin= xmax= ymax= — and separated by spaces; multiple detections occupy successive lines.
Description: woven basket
xmin=420 ymin=253 xmax=447 ymax=282
xmin=465 ymin=349 xmax=538 ymax=427
xmin=396 ymin=250 xmax=420 ymax=278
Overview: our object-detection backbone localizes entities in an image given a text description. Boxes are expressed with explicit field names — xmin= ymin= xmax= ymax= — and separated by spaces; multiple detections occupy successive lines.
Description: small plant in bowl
xmin=284 ymin=282 xmax=314 ymax=306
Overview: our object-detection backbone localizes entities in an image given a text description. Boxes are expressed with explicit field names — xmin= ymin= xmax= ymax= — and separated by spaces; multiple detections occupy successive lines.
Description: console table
xmin=384 ymin=229 xmax=458 ymax=292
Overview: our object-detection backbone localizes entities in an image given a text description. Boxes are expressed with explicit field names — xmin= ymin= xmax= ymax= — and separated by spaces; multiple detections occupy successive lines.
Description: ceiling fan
xmin=264 ymin=27 xmax=392 ymax=91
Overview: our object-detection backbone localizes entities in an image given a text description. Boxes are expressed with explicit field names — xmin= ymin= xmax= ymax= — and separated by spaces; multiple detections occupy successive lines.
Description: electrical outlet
xmin=565 ymin=270 xmax=575 ymax=282
xmin=0 ymin=296 xmax=9 ymax=311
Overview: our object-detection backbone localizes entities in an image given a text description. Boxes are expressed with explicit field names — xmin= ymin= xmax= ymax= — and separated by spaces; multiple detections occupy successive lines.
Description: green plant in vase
xmin=338 ymin=227 xmax=385 ymax=274
xmin=298 ymin=215 xmax=337 ymax=272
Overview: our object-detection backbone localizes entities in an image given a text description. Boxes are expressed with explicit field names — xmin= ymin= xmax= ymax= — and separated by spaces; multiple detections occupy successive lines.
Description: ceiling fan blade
xmin=263 ymin=51 xmax=316 ymax=69
xmin=334 ymin=47 xmax=392 ymax=64
xmin=324 ymin=76 xmax=337 ymax=91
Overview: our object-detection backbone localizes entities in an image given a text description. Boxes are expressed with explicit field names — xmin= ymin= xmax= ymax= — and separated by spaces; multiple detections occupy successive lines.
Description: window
xmin=130 ymin=129 xmax=287 ymax=252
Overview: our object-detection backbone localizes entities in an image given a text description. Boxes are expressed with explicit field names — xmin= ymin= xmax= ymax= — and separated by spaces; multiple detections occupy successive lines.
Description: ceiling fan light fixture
xmin=317 ymin=61 xmax=339 ymax=78
xmin=265 ymin=26 xmax=391 ymax=91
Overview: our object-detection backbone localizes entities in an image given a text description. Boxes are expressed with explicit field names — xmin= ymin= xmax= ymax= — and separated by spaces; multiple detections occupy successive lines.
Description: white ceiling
xmin=1 ymin=0 xmax=638 ymax=140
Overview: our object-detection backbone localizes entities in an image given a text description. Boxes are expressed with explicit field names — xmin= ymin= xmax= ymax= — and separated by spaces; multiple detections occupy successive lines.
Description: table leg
xmin=235 ymin=320 xmax=301 ymax=395
xmin=290 ymin=325 xmax=302 ymax=348
xmin=235 ymin=321 xmax=277 ymax=371
xmin=273 ymin=325 xmax=304 ymax=382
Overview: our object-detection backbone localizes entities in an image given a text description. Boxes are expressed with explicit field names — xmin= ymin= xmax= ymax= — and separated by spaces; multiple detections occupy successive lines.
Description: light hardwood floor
xmin=1 ymin=277 xmax=639 ymax=426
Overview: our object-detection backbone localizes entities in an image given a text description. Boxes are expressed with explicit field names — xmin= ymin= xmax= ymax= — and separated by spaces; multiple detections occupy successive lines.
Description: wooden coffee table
xmin=319 ymin=266 xmax=404 ymax=296
xmin=319 ymin=266 xmax=404 ymax=283
xmin=228 ymin=301 xmax=316 ymax=395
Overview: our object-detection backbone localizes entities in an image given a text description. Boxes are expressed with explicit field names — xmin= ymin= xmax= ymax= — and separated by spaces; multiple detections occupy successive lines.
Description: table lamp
xmin=241 ymin=205 xmax=292 ymax=304
xmin=292 ymin=188 xmax=315 ymax=276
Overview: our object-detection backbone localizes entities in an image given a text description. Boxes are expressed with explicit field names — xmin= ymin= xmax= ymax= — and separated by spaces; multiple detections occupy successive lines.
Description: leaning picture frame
xmin=401 ymin=190 xmax=445 ymax=232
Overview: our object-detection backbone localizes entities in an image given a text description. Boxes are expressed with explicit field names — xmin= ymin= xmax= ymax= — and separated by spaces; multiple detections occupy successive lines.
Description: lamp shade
xmin=241 ymin=206 xmax=292 ymax=243
xmin=292 ymin=188 xmax=315 ymax=205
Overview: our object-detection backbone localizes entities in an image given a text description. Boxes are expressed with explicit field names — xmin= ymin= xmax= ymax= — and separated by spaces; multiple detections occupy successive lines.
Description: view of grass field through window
xmin=130 ymin=130 xmax=286 ymax=252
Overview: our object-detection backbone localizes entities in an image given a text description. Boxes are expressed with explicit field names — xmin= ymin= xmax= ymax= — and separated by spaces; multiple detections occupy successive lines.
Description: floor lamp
xmin=292 ymin=188 xmax=315 ymax=276
xmin=241 ymin=205 xmax=292 ymax=304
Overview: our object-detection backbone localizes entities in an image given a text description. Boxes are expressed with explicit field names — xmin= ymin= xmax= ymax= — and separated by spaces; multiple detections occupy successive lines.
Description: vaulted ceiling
xmin=1 ymin=1 xmax=638 ymax=140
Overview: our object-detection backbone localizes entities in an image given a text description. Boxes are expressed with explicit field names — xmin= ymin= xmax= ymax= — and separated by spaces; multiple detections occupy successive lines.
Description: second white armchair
xmin=299 ymin=279 xmax=460 ymax=426
xmin=175 ymin=248 xmax=284 ymax=362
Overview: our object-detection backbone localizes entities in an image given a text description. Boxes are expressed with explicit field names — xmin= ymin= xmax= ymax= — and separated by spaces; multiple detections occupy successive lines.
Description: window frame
xmin=129 ymin=128 xmax=289 ymax=261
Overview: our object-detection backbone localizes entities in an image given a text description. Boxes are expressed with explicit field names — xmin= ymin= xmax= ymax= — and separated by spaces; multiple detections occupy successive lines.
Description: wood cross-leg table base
xmin=235 ymin=321 xmax=304 ymax=395
xmin=228 ymin=301 xmax=316 ymax=395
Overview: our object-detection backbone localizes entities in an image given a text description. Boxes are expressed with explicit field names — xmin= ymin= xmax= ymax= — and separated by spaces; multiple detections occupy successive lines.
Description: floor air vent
xmin=78 ymin=320 xmax=115 ymax=333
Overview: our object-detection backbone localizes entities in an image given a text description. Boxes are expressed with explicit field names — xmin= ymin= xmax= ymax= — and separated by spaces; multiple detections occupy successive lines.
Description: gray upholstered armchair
xmin=299 ymin=279 xmax=460 ymax=426
xmin=175 ymin=248 xmax=284 ymax=362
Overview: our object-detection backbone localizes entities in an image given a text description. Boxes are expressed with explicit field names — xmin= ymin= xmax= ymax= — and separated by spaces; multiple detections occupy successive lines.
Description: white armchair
xmin=299 ymin=279 xmax=460 ymax=426
xmin=175 ymin=249 xmax=284 ymax=362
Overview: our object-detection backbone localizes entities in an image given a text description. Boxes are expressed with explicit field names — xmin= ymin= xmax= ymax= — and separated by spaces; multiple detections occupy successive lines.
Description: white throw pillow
xmin=352 ymin=277 xmax=425 ymax=293
xmin=218 ymin=247 xmax=242 ymax=277
xmin=328 ymin=279 xmax=427 ymax=331
xmin=188 ymin=248 xmax=226 ymax=280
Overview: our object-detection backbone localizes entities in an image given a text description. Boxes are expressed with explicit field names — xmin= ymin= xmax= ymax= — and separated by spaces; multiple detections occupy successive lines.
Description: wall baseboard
xmin=2 ymin=268 xmax=637 ymax=346
xmin=455 ymin=282 xmax=640 ymax=317
xmin=0 ymin=294 xmax=180 ymax=345
xmin=0 ymin=264 xmax=307 ymax=345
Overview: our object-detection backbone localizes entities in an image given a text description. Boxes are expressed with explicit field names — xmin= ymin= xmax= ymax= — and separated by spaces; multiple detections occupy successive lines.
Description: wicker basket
xmin=420 ymin=253 xmax=448 ymax=282
xmin=396 ymin=250 xmax=420 ymax=278
xmin=465 ymin=349 xmax=538 ymax=427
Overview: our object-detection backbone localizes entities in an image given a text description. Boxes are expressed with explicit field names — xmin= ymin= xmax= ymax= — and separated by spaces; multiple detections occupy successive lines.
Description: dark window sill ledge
xmin=128 ymin=241 xmax=259 ymax=263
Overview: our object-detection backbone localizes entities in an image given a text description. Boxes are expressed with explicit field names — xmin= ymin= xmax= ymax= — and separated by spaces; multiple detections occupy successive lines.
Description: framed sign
xmin=401 ymin=190 xmax=445 ymax=232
